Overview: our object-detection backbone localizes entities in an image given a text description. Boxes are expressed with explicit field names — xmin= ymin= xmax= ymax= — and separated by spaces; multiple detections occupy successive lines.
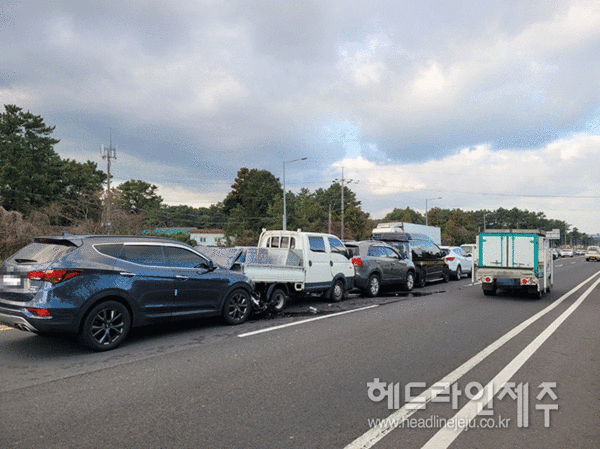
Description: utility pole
xmin=282 ymin=157 xmax=307 ymax=230
xmin=334 ymin=167 xmax=358 ymax=241
xmin=101 ymin=129 xmax=117 ymax=234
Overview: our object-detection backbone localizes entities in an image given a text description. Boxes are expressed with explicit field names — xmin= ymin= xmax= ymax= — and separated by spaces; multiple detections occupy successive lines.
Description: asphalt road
xmin=1 ymin=257 xmax=599 ymax=448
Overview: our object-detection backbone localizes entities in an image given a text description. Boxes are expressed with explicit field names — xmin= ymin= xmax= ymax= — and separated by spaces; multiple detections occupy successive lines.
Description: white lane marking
xmin=0 ymin=325 xmax=13 ymax=332
xmin=238 ymin=305 xmax=379 ymax=338
xmin=421 ymin=276 xmax=600 ymax=449
xmin=344 ymin=271 xmax=600 ymax=449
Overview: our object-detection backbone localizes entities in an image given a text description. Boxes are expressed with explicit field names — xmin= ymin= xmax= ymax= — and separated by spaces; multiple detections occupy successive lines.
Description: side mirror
xmin=197 ymin=259 xmax=216 ymax=271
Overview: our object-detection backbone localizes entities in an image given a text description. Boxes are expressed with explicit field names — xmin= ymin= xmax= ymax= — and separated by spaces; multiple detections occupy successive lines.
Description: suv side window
xmin=308 ymin=236 xmax=326 ymax=253
xmin=368 ymin=245 xmax=386 ymax=258
xmin=383 ymin=247 xmax=399 ymax=259
xmin=163 ymin=246 xmax=209 ymax=269
xmin=119 ymin=245 xmax=168 ymax=266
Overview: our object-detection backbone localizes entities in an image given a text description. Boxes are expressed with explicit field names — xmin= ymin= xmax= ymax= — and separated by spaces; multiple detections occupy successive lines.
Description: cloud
xmin=336 ymin=133 xmax=600 ymax=233
xmin=2 ymin=0 xmax=600 ymax=234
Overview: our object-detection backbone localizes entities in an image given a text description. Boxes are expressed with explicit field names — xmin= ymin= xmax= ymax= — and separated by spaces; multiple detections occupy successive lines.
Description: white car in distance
xmin=441 ymin=246 xmax=473 ymax=280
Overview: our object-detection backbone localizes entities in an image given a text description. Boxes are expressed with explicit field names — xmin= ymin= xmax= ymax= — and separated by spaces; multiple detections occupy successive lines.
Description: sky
xmin=2 ymin=0 xmax=600 ymax=234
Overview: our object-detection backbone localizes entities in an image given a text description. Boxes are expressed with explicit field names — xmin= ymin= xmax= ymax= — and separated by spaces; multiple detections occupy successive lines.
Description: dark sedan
xmin=346 ymin=241 xmax=416 ymax=297
xmin=0 ymin=235 xmax=256 ymax=351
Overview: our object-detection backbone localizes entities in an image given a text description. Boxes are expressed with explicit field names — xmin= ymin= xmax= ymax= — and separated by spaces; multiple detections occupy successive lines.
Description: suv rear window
xmin=8 ymin=241 xmax=76 ymax=264
xmin=94 ymin=243 xmax=123 ymax=258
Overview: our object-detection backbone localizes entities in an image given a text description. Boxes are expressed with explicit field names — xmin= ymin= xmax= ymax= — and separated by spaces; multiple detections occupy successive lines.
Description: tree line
xmin=1 ymin=104 xmax=595 ymax=259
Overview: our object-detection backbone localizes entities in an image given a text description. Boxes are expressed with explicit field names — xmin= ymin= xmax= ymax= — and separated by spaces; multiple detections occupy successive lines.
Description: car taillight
xmin=445 ymin=257 xmax=455 ymax=261
xmin=27 ymin=307 xmax=52 ymax=317
xmin=27 ymin=269 xmax=82 ymax=285
xmin=352 ymin=257 xmax=363 ymax=267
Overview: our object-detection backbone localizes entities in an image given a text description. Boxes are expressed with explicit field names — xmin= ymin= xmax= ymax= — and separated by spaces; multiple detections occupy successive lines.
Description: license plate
xmin=2 ymin=275 xmax=26 ymax=288
xmin=496 ymin=278 xmax=518 ymax=286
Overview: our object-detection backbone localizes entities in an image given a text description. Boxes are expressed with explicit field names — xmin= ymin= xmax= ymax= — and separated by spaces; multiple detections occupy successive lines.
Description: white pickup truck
xmin=474 ymin=229 xmax=553 ymax=298
xmin=200 ymin=230 xmax=355 ymax=311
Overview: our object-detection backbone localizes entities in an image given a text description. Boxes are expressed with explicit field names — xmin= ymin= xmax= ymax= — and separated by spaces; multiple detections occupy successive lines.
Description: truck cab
xmin=257 ymin=230 xmax=355 ymax=301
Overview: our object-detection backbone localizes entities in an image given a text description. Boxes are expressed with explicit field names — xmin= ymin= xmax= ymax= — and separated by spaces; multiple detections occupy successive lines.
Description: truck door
xmin=305 ymin=235 xmax=334 ymax=289
xmin=327 ymin=236 xmax=352 ymax=279
xmin=479 ymin=234 xmax=537 ymax=269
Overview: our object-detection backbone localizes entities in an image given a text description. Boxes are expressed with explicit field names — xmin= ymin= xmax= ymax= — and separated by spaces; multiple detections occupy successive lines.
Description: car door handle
xmin=176 ymin=275 xmax=189 ymax=280
xmin=119 ymin=272 xmax=135 ymax=277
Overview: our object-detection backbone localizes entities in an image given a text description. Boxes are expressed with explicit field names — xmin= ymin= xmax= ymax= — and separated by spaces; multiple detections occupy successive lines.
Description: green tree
xmin=382 ymin=207 xmax=425 ymax=224
xmin=117 ymin=179 xmax=163 ymax=214
xmin=1 ymin=105 xmax=62 ymax=213
xmin=0 ymin=104 xmax=106 ymax=217
xmin=313 ymin=182 xmax=368 ymax=239
xmin=153 ymin=204 xmax=227 ymax=228
xmin=223 ymin=168 xmax=282 ymax=237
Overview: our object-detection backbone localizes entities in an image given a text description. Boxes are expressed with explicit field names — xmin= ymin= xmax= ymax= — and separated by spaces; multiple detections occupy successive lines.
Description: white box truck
xmin=474 ymin=229 xmax=553 ymax=298
xmin=371 ymin=222 xmax=442 ymax=245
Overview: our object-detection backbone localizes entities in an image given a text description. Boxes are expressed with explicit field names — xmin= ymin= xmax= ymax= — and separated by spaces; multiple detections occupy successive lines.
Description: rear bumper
xmin=0 ymin=312 xmax=41 ymax=332
xmin=0 ymin=305 xmax=77 ymax=334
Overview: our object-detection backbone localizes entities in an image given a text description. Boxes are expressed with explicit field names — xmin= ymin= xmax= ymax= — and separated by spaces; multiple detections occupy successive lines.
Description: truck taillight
xmin=521 ymin=278 xmax=536 ymax=285
xmin=352 ymin=257 xmax=363 ymax=267
xmin=27 ymin=269 xmax=82 ymax=285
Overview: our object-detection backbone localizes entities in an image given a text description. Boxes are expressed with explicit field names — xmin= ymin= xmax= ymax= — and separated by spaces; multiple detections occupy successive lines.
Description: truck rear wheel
xmin=483 ymin=286 xmax=496 ymax=296
xmin=270 ymin=288 xmax=287 ymax=312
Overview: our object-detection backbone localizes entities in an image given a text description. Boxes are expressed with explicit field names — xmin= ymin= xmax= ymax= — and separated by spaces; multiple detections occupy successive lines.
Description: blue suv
xmin=0 ymin=235 xmax=256 ymax=351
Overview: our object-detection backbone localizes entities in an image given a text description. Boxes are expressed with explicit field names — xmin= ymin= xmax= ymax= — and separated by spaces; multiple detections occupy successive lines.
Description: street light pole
xmin=282 ymin=157 xmax=307 ymax=230
xmin=425 ymin=197 xmax=442 ymax=226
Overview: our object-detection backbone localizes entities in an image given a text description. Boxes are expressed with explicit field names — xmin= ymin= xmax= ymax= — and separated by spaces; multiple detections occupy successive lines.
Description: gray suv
xmin=346 ymin=241 xmax=416 ymax=297
xmin=0 ymin=235 xmax=256 ymax=351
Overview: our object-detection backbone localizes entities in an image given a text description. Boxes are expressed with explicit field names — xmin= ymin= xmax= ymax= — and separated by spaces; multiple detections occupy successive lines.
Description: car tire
xmin=330 ymin=279 xmax=345 ymax=302
xmin=403 ymin=271 xmax=415 ymax=292
xmin=222 ymin=289 xmax=252 ymax=325
xmin=364 ymin=274 xmax=381 ymax=297
xmin=417 ymin=269 xmax=427 ymax=288
xmin=442 ymin=267 xmax=450 ymax=283
xmin=80 ymin=301 xmax=131 ymax=352
xmin=455 ymin=266 xmax=462 ymax=280
xmin=270 ymin=288 xmax=287 ymax=313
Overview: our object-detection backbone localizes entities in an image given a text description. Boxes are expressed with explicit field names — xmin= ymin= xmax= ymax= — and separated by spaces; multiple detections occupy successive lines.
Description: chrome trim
xmin=0 ymin=313 xmax=40 ymax=332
